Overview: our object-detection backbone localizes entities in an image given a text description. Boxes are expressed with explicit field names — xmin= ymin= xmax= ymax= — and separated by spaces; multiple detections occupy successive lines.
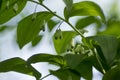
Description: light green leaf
xmin=32 ymin=35 xmax=42 ymax=46
xmin=63 ymin=0 xmax=73 ymax=13
xmin=75 ymin=16 xmax=101 ymax=29
xmin=53 ymin=31 xmax=76 ymax=54
xmin=50 ymin=69 xmax=80 ymax=80
xmin=17 ymin=11 xmax=53 ymax=49
xmin=0 ymin=57 xmax=32 ymax=75
xmin=27 ymin=53 xmax=67 ymax=67
xmin=64 ymin=1 xmax=105 ymax=22
xmin=0 ymin=0 xmax=27 ymax=24
xmin=64 ymin=54 xmax=86 ymax=69
xmin=99 ymin=20 xmax=120 ymax=36
xmin=47 ymin=19 xmax=59 ymax=31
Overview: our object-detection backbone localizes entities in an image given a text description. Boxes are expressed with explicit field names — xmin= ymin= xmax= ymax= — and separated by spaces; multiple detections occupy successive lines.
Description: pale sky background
xmin=0 ymin=0 xmax=119 ymax=80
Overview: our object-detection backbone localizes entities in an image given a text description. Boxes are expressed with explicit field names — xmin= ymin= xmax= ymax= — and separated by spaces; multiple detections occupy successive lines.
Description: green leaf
xmin=103 ymin=66 xmax=120 ymax=80
xmin=99 ymin=20 xmax=120 ymax=36
xmin=47 ymin=19 xmax=59 ymax=31
xmin=75 ymin=16 xmax=101 ymax=29
xmin=17 ymin=11 xmax=53 ymax=49
xmin=75 ymin=60 xmax=92 ymax=80
xmin=27 ymin=53 xmax=67 ymax=67
xmin=64 ymin=54 xmax=86 ymax=69
xmin=32 ymin=35 xmax=42 ymax=46
xmin=38 ymin=0 xmax=44 ymax=3
xmin=53 ymin=31 xmax=76 ymax=54
xmin=63 ymin=0 xmax=73 ymax=13
xmin=91 ymin=35 xmax=118 ymax=65
xmin=0 ymin=0 xmax=2 ymax=9
xmin=0 ymin=57 xmax=32 ymax=75
xmin=0 ymin=0 xmax=27 ymax=24
xmin=50 ymin=69 xmax=80 ymax=80
xmin=0 ymin=26 xmax=7 ymax=32
xmin=64 ymin=1 xmax=105 ymax=22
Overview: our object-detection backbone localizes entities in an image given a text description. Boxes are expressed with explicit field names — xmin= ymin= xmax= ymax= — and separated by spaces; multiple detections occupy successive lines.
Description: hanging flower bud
xmin=6 ymin=1 xmax=10 ymax=9
xmin=13 ymin=3 xmax=18 ymax=13
xmin=74 ymin=44 xmax=84 ymax=54
xmin=54 ymin=28 xmax=62 ymax=40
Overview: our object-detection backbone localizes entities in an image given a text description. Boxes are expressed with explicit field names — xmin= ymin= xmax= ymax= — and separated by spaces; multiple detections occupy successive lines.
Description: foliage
xmin=0 ymin=0 xmax=120 ymax=80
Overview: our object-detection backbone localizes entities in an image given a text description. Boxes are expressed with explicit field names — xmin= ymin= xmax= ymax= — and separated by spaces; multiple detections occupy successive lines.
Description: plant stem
xmin=40 ymin=74 xmax=51 ymax=80
xmin=28 ymin=0 xmax=85 ymax=38
xmin=92 ymin=49 xmax=106 ymax=74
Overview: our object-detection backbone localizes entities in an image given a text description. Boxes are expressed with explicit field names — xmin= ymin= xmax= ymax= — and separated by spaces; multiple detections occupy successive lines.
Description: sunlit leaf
xmin=50 ymin=69 xmax=80 ymax=80
xmin=53 ymin=31 xmax=76 ymax=54
xmin=75 ymin=16 xmax=101 ymax=29
xmin=47 ymin=19 xmax=59 ymax=31
xmin=99 ymin=20 xmax=120 ymax=36
xmin=32 ymin=35 xmax=42 ymax=46
xmin=0 ymin=57 xmax=32 ymax=75
xmin=27 ymin=53 xmax=67 ymax=67
xmin=63 ymin=0 xmax=73 ymax=14
xmin=64 ymin=1 xmax=105 ymax=22
xmin=17 ymin=11 xmax=53 ymax=49
xmin=0 ymin=0 xmax=27 ymax=24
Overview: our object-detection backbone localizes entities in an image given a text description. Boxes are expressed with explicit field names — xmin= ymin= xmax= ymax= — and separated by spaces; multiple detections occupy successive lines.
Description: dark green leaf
xmin=0 ymin=0 xmax=2 ymax=9
xmin=27 ymin=53 xmax=67 ymax=67
xmin=32 ymin=35 xmax=42 ymax=46
xmin=38 ymin=0 xmax=44 ymax=3
xmin=64 ymin=1 xmax=105 ymax=22
xmin=53 ymin=31 xmax=76 ymax=54
xmin=75 ymin=16 xmax=101 ymax=29
xmin=103 ymin=66 xmax=120 ymax=80
xmin=47 ymin=19 xmax=59 ymax=31
xmin=0 ymin=57 xmax=32 ymax=75
xmin=50 ymin=69 xmax=80 ymax=80
xmin=0 ymin=26 xmax=7 ymax=32
xmin=75 ymin=60 xmax=92 ymax=80
xmin=0 ymin=0 xmax=27 ymax=24
xmin=17 ymin=11 xmax=53 ymax=49
xmin=64 ymin=54 xmax=85 ymax=69
xmin=91 ymin=35 xmax=118 ymax=65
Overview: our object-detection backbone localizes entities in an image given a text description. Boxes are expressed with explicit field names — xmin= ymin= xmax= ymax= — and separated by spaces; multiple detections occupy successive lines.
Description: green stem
xmin=28 ymin=0 xmax=85 ymax=38
xmin=40 ymin=74 xmax=51 ymax=80
xmin=92 ymin=49 xmax=106 ymax=74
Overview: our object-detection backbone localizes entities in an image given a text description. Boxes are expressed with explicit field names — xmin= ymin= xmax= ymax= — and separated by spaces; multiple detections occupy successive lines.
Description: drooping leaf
xmin=17 ymin=11 xmax=53 ymax=49
xmin=32 ymin=35 xmax=42 ymax=46
xmin=53 ymin=31 xmax=76 ymax=54
xmin=75 ymin=16 xmax=101 ymax=29
xmin=27 ymin=53 xmax=67 ymax=67
xmin=50 ymin=69 xmax=80 ymax=80
xmin=64 ymin=1 xmax=105 ymax=22
xmin=63 ymin=0 xmax=73 ymax=14
xmin=47 ymin=19 xmax=59 ymax=31
xmin=64 ymin=54 xmax=86 ymax=69
xmin=91 ymin=35 xmax=118 ymax=65
xmin=0 ymin=0 xmax=27 ymax=24
xmin=0 ymin=57 xmax=32 ymax=76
